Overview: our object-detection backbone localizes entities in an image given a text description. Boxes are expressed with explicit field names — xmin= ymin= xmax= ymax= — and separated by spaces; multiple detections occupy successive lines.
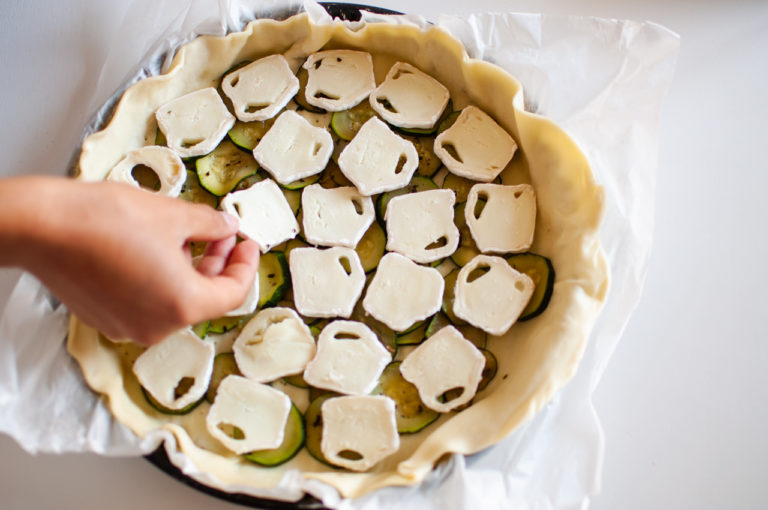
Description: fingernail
xmin=221 ymin=212 xmax=240 ymax=230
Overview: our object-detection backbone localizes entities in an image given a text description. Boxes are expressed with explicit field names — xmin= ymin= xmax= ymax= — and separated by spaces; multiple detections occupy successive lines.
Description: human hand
xmin=0 ymin=177 xmax=259 ymax=346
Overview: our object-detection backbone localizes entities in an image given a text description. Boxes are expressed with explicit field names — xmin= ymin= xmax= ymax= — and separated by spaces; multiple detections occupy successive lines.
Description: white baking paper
xmin=0 ymin=1 xmax=679 ymax=508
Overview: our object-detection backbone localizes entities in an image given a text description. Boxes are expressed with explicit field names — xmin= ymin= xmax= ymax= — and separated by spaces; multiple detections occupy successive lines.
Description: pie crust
xmin=68 ymin=12 xmax=609 ymax=500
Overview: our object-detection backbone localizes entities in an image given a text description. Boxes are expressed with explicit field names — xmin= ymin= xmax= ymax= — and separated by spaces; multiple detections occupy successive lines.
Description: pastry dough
xmin=69 ymin=12 xmax=609 ymax=501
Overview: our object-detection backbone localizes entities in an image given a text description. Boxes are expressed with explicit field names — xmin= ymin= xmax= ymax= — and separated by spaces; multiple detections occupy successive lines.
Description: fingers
xmin=182 ymin=203 xmax=240 ymax=242
xmin=195 ymin=235 xmax=237 ymax=276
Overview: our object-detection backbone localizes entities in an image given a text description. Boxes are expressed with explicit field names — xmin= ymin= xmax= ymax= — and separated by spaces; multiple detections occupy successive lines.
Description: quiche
xmin=67 ymin=10 xmax=609 ymax=501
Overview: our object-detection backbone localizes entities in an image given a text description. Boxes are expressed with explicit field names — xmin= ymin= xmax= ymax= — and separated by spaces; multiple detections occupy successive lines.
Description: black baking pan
xmin=144 ymin=6 xmax=402 ymax=509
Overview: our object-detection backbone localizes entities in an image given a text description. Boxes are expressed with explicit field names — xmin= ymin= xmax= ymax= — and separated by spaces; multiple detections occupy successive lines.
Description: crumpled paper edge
xmin=0 ymin=2 xmax=679 ymax=509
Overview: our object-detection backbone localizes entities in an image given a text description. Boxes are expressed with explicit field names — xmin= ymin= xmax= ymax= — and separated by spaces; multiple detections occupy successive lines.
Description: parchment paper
xmin=0 ymin=1 xmax=679 ymax=508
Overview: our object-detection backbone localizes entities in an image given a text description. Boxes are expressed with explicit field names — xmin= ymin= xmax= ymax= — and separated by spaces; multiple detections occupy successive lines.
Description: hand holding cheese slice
xmin=369 ymin=62 xmax=450 ymax=130
xmin=385 ymin=189 xmax=459 ymax=263
xmin=290 ymin=247 xmax=365 ymax=318
xmin=337 ymin=117 xmax=419 ymax=196
xmin=362 ymin=252 xmax=443 ymax=332
xmin=453 ymin=255 xmax=535 ymax=335
xmin=221 ymin=54 xmax=299 ymax=122
xmin=301 ymin=184 xmax=375 ymax=248
xmin=206 ymin=375 xmax=291 ymax=455
xmin=106 ymin=146 xmax=186 ymax=197
xmin=219 ymin=179 xmax=299 ymax=252
xmin=399 ymin=325 xmax=485 ymax=412
xmin=233 ymin=308 xmax=316 ymax=383
xmin=465 ymin=183 xmax=536 ymax=253
xmin=434 ymin=105 xmax=517 ymax=182
xmin=303 ymin=320 xmax=390 ymax=395
xmin=320 ymin=395 xmax=399 ymax=472
xmin=133 ymin=329 xmax=214 ymax=411
xmin=155 ymin=87 xmax=235 ymax=159
xmin=302 ymin=50 xmax=376 ymax=112
xmin=253 ymin=110 xmax=334 ymax=185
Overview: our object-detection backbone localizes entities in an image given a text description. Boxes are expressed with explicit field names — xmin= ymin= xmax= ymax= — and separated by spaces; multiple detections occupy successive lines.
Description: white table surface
xmin=2 ymin=0 xmax=767 ymax=509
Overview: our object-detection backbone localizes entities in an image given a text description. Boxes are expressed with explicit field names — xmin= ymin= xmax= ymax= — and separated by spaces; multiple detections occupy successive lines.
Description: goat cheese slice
xmin=206 ymin=375 xmax=291 ymax=454
xmin=434 ymin=105 xmax=518 ymax=182
xmin=385 ymin=189 xmax=459 ymax=263
xmin=106 ymin=146 xmax=186 ymax=197
xmin=369 ymin=62 xmax=450 ymax=129
xmin=156 ymin=87 xmax=235 ymax=159
xmin=224 ymin=272 xmax=260 ymax=317
xmin=302 ymin=50 xmax=376 ymax=112
xmin=221 ymin=54 xmax=299 ymax=122
xmin=133 ymin=329 xmax=214 ymax=411
xmin=290 ymin=247 xmax=365 ymax=318
xmin=453 ymin=255 xmax=535 ymax=335
xmin=362 ymin=252 xmax=443 ymax=332
xmin=320 ymin=395 xmax=399 ymax=472
xmin=302 ymin=184 xmax=375 ymax=248
xmin=233 ymin=307 xmax=316 ymax=383
xmin=399 ymin=325 xmax=485 ymax=412
xmin=303 ymin=320 xmax=390 ymax=395
xmin=220 ymin=179 xmax=298 ymax=252
xmin=466 ymin=183 xmax=536 ymax=253
xmin=253 ymin=110 xmax=334 ymax=185
xmin=338 ymin=117 xmax=419 ymax=196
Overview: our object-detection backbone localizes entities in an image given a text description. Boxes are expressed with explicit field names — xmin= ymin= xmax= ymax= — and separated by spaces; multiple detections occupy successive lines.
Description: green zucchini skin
xmin=244 ymin=404 xmax=305 ymax=467
xmin=304 ymin=393 xmax=337 ymax=467
xmin=355 ymin=221 xmax=386 ymax=273
xmin=258 ymin=251 xmax=290 ymax=309
xmin=228 ymin=119 xmax=275 ymax=150
xmin=141 ymin=387 xmax=204 ymax=416
xmin=330 ymin=101 xmax=378 ymax=140
xmin=505 ymin=253 xmax=555 ymax=321
xmin=372 ymin=362 xmax=439 ymax=434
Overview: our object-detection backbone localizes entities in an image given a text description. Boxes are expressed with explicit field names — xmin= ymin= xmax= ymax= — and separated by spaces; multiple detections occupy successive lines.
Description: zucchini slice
xmin=258 ymin=251 xmax=290 ymax=308
xmin=285 ymin=238 xmax=310 ymax=264
xmin=477 ymin=348 xmax=497 ymax=391
xmin=355 ymin=222 xmax=386 ymax=273
xmin=205 ymin=352 xmax=241 ymax=403
xmin=281 ymin=173 xmax=320 ymax=190
xmin=450 ymin=202 xmax=481 ymax=267
xmin=195 ymin=140 xmax=259 ymax=196
xmin=372 ymin=362 xmax=439 ymax=434
xmin=330 ymin=101 xmax=378 ymax=141
xmin=442 ymin=268 xmax=467 ymax=326
xmin=244 ymin=404 xmax=305 ymax=467
xmin=304 ymin=393 xmax=336 ymax=466
xmin=437 ymin=110 xmax=460 ymax=134
xmin=505 ymin=253 xmax=555 ymax=321
xmin=295 ymin=67 xmax=326 ymax=113
xmin=228 ymin=119 xmax=275 ymax=150
xmin=352 ymin=298 xmax=397 ymax=358
xmin=457 ymin=325 xmax=487 ymax=349
xmin=283 ymin=373 xmax=310 ymax=389
xmin=401 ymin=135 xmax=442 ymax=178
xmin=233 ymin=173 xmax=264 ymax=192
xmin=192 ymin=320 xmax=210 ymax=339
xmin=376 ymin=175 xmax=438 ymax=221
xmin=281 ymin=188 xmax=302 ymax=215
xmin=395 ymin=100 xmax=453 ymax=136
xmin=142 ymin=386 xmax=204 ymax=416
xmin=396 ymin=320 xmax=428 ymax=346
xmin=442 ymin=173 xmax=476 ymax=203
xmin=208 ymin=316 xmax=244 ymax=335
xmin=179 ymin=170 xmax=218 ymax=208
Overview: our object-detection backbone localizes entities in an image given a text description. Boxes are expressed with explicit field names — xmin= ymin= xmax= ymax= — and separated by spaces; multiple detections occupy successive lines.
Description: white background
xmin=1 ymin=0 xmax=767 ymax=509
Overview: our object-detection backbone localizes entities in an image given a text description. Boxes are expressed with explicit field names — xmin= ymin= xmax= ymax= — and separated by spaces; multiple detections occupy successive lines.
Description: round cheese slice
xmin=233 ymin=307 xmax=316 ymax=383
xmin=106 ymin=145 xmax=185 ymax=197
xmin=302 ymin=50 xmax=376 ymax=112
xmin=301 ymin=184 xmax=375 ymax=248
xmin=221 ymin=54 xmax=299 ymax=122
xmin=465 ymin=183 xmax=536 ymax=253
xmin=206 ymin=375 xmax=291 ymax=455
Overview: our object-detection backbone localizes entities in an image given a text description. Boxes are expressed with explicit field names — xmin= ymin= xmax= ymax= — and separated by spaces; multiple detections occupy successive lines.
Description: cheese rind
xmin=133 ymin=329 xmax=214 ymax=410
xmin=399 ymin=325 xmax=485 ymax=412
xmin=302 ymin=50 xmax=376 ymax=112
xmin=338 ymin=117 xmax=419 ymax=196
xmin=302 ymin=184 xmax=375 ymax=248
xmin=106 ymin=146 xmax=186 ymax=197
xmin=253 ymin=110 xmax=334 ymax=185
xmin=224 ymin=272 xmax=260 ymax=317
xmin=369 ymin=62 xmax=450 ymax=129
xmin=320 ymin=395 xmax=400 ymax=471
xmin=385 ymin=189 xmax=459 ymax=263
xmin=206 ymin=375 xmax=291 ymax=454
xmin=220 ymin=179 xmax=299 ymax=252
xmin=290 ymin=247 xmax=365 ymax=318
xmin=303 ymin=320 xmax=390 ymax=395
xmin=434 ymin=105 xmax=517 ymax=182
xmin=453 ymin=254 xmax=535 ymax=335
xmin=221 ymin=54 xmax=299 ymax=122
xmin=362 ymin=252 xmax=444 ymax=332
xmin=155 ymin=87 xmax=235 ymax=158
xmin=466 ymin=183 xmax=536 ymax=253
xmin=233 ymin=308 xmax=316 ymax=383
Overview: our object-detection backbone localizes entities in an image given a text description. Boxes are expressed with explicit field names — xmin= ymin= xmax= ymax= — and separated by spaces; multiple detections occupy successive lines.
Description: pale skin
xmin=0 ymin=176 xmax=260 ymax=346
